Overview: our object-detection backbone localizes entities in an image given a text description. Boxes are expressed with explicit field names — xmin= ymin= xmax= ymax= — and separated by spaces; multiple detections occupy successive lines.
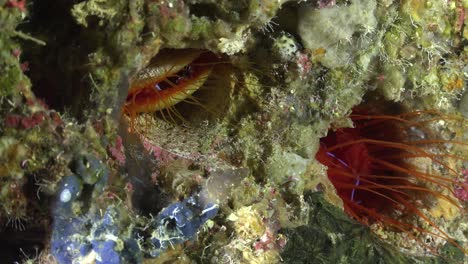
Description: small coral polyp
xmin=316 ymin=102 xmax=467 ymax=255
xmin=123 ymin=49 xmax=223 ymax=126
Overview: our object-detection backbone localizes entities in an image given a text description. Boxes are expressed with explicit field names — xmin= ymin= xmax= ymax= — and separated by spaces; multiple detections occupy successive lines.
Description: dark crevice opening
xmin=17 ymin=0 xmax=104 ymax=119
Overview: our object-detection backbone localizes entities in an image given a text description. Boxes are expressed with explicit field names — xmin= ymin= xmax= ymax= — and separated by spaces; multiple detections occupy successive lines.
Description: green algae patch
xmin=71 ymin=0 xmax=120 ymax=27
xmin=281 ymin=192 xmax=461 ymax=264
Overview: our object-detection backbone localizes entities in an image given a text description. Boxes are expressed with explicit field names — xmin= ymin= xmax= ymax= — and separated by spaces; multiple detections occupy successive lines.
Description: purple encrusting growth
xmin=145 ymin=195 xmax=218 ymax=257
xmin=51 ymin=174 xmax=87 ymax=263
xmin=50 ymin=155 xmax=138 ymax=264
xmin=50 ymin=156 xmax=218 ymax=263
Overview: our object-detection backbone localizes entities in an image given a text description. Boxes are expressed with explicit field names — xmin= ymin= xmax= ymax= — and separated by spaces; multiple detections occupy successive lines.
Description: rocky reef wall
xmin=0 ymin=0 xmax=466 ymax=263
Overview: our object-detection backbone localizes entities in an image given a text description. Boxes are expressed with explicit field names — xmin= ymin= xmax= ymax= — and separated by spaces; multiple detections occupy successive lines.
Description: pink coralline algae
xmin=22 ymin=112 xmax=46 ymax=129
xmin=5 ymin=0 xmax=26 ymax=12
xmin=454 ymin=170 xmax=468 ymax=202
xmin=20 ymin=62 xmax=29 ymax=72
xmin=12 ymin=48 xmax=22 ymax=58
xmin=5 ymin=114 xmax=22 ymax=128
xmin=141 ymin=137 xmax=176 ymax=162
xmin=318 ymin=0 xmax=336 ymax=9
xmin=5 ymin=112 xmax=46 ymax=129
xmin=108 ymin=136 xmax=126 ymax=166
xmin=253 ymin=228 xmax=287 ymax=252
xmin=4 ymin=94 xmax=62 ymax=130
xmin=295 ymin=52 xmax=312 ymax=79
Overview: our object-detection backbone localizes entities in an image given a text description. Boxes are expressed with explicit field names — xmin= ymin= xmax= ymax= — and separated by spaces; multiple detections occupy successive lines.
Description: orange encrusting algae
xmin=316 ymin=106 xmax=467 ymax=256
xmin=122 ymin=49 xmax=222 ymax=125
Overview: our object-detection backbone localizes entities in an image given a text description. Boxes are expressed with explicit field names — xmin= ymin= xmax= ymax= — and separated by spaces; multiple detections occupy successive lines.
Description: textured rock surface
xmin=0 ymin=0 xmax=466 ymax=263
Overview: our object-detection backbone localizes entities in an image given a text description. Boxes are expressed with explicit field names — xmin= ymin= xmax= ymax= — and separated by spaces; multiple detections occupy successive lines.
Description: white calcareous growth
xmin=60 ymin=188 xmax=72 ymax=203
xmin=272 ymin=32 xmax=300 ymax=62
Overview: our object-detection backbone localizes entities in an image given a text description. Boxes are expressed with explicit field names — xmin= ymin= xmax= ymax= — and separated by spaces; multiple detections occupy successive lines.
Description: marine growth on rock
xmin=0 ymin=0 xmax=466 ymax=263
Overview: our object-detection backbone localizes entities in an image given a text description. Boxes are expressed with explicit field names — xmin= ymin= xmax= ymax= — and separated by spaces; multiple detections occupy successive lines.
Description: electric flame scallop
xmin=316 ymin=102 xmax=467 ymax=256
xmin=123 ymin=49 xmax=226 ymax=127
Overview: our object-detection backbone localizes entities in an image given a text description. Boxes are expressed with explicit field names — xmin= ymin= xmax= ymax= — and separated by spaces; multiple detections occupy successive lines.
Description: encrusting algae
xmin=0 ymin=0 xmax=466 ymax=263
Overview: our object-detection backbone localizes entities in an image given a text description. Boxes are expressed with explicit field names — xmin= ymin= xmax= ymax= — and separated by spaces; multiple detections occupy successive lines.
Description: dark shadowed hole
xmin=17 ymin=0 xmax=110 ymax=120
xmin=0 ymin=227 xmax=45 ymax=263
xmin=0 ymin=174 xmax=49 ymax=263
